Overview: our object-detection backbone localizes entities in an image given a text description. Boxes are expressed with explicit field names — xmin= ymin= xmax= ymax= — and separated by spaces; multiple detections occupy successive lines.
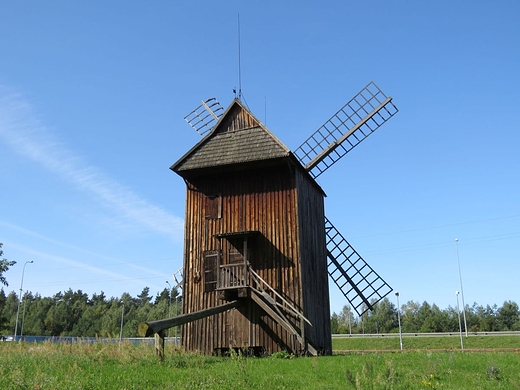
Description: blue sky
xmin=1 ymin=2 xmax=519 ymax=315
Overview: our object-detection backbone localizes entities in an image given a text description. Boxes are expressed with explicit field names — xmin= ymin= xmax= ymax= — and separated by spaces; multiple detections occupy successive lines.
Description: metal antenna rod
xmin=237 ymin=13 xmax=242 ymax=100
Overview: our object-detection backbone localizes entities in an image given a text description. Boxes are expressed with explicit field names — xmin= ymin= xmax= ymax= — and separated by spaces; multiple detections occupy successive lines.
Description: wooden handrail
xmin=217 ymin=263 xmax=248 ymax=290
xmin=249 ymin=268 xmax=312 ymax=326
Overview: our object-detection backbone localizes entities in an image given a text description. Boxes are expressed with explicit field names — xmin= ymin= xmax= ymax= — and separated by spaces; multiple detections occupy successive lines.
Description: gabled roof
xmin=171 ymin=99 xmax=292 ymax=175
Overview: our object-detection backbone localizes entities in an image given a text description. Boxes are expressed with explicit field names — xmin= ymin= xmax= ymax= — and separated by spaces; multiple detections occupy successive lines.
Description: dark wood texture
xmin=171 ymin=100 xmax=331 ymax=355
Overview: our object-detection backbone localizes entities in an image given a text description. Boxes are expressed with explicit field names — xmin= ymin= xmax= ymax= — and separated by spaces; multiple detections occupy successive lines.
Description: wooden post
xmin=243 ymin=236 xmax=249 ymax=286
xmin=155 ymin=330 xmax=165 ymax=360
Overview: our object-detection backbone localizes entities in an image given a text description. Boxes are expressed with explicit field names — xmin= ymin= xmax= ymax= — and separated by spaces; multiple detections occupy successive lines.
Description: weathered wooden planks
xmin=171 ymin=100 xmax=331 ymax=355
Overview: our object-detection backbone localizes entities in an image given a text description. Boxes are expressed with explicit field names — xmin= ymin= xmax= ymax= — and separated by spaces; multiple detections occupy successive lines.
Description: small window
xmin=205 ymin=195 xmax=221 ymax=219
xmin=203 ymin=250 xmax=219 ymax=292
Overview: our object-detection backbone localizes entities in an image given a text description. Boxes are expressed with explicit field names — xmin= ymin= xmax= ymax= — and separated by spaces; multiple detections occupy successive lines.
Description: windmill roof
xmin=171 ymin=99 xmax=292 ymax=174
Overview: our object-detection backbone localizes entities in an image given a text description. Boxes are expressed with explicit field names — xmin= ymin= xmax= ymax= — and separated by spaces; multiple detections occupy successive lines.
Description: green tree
xmin=0 ymin=243 xmax=16 ymax=287
xmin=443 ymin=306 xmax=458 ymax=332
xmin=45 ymin=302 xmax=68 ymax=335
xmin=91 ymin=291 xmax=107 ymax=306
xmin=1 ymin=291 xmax=19 ymax=334
xmin=71 ymin=292 xmax=106 ymax=337
xmin=401 ymin=300 xmax=421 ymax=332
xmin=332 ymin=305 xmax=355 ymax=334
xmin=100 ymin=297 xmax=124 ymax=337
xmin=22 ymin=294 xmax=52 ymax=336
xmin=497 ymin=300 xmax=520 ymax=331
xmin=0 ymin=289 xmax=9 ymax=331
xmin=136 ymin=287 xmax=151 ymax=306
xmin=330 ymin=312 xmax=340 ymax=334
xmin=148 ymin=297 xmax=168 ymax=322
xmin=358 ymin=299 xmax=398 ymax=334
xmin=465 ymin=302 xmax=484 ymax=332
xmin=372 ymin=298 xmax=398 ymax=333
xmin=155 ymin=288 xmax=170 ymax=305
xmin=479 ymin=304 xmax=498 ymax=331
xmin=419 ymin=303 xmax=448 ymax=332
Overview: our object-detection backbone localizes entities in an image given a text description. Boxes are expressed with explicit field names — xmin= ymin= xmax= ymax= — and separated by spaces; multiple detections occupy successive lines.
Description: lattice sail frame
xmin=184 ymin=98 xmax=224 ymax=136
xmin=294 ymin=81 xmax=398 ymax=179
xmin=325 ymin=216 xmax=392 ymax=316
xmin=172 ymin=267 xmax=184 ymax=292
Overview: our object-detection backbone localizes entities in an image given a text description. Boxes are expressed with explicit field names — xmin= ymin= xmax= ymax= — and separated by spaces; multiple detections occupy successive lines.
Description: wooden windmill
xmin=139 ymin=81 xmax=398 ymax=356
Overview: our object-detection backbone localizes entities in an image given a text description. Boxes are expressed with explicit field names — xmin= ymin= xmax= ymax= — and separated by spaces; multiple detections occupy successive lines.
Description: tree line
xmin=331 ymin=298 xmax=520 ymax=334
xmin=0 ymin=287 xmax=180 ymax=338
xmin=0 ymin=243 xmax=182 ymax=338
xmin=1 ymin=287 xmax=518 ymax=338
xmin=2 ymin=244 xmax=519 ymax=337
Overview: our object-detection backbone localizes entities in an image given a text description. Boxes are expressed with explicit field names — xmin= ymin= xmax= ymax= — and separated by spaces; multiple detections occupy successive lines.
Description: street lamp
xmin=455 ymin=238 xmax=468 ymax=337
xmin=119 ymin=301 xmax=125 ymax=344
xmin=21 ymin=290 xmax=28 ymax=338
xmin=347 ymin=306 xmax=352 ymax=335
xmin=166 ymin=281 xmax=172 ymax=338
xmin=395 ymin=291 xmax=403 ymax=351
xmin=456 ymin=291 xmax=464 ymax=350
xmin=14 ymin=260 xmax=33 ymax=340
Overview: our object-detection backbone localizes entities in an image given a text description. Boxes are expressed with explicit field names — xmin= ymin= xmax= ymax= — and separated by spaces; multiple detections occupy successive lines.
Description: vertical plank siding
xmin=180 ymin=163 xmax=331 ymax=355
xmin=183 ymin=165 xmax=290 ymax=352
xmin=295 ymin=169 xmax=332 ymax=354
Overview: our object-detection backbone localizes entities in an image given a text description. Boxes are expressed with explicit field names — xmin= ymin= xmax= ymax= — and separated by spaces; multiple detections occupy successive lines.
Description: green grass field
xmin=1 ymin=337 xmax=519 ymax=389
xmin=332 ymin=334 xmax=520 ymax=351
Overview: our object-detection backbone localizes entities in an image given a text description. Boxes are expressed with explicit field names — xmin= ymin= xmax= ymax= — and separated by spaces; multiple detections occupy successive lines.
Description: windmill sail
xmin=172 ymin=267 xmax=184 ymax=291
xmin=325 ymin=216 xmax=392 ymax=316
xmin=184 ymin=98 xmax=224 ymax=136
xmin=293 ymin=81 xmax=398 ymax=179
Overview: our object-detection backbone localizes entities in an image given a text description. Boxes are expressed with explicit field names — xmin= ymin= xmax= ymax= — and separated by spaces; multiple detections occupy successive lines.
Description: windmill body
xmin=143 ymin=82 xmax=399 ymax=356
xmin=171 ymin=100 xmax=331 ymax=355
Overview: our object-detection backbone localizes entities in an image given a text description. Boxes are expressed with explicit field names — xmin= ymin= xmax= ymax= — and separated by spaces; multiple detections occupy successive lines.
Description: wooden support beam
xmin=250 ymin=290 xmax=299 ymax=338
xmin=138 ymin=300 xmax=242 ymax=337
xmin=155 ymin=330 xmax=165 ymax=360
xmin=250 ymin=289 xmax=318 ymax=356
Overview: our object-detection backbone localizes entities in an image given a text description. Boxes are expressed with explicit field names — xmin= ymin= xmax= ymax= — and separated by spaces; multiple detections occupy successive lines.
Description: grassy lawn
xmin=332 ymin=334 xmax=520 ymax=351
xmin=1 ymin=338 xmax=519 ymax=389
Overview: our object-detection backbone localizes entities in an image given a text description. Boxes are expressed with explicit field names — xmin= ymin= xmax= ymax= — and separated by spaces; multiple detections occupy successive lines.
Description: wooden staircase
xmin=218 ymin=264 xmax=318 ymax=356
xmin=139 ymin=263 xmax=320 ymax=357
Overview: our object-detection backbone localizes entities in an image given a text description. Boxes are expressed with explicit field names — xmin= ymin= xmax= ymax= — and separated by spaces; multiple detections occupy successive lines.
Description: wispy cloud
xmin=0 ymin=220 xmax=178 ymax=278
xmin=0 ymin=87 xmax=184 ymax=240
xmin=7 ymin=241 xmax=168 ymax=292
xmin=9 ymin=241 xmax=135 ymax=280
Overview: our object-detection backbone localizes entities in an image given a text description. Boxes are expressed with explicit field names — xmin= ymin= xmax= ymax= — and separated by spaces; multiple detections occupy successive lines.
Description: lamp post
xmin=166 ymin=281 xmax=172 ymax=338
xmin=456 ymin=291 xmax=464 ymax=350
xmin=21 ymin=290 xmax=28 ymax=338
xmin=347 ymin=307 xmax=352 ymax=335
xmin=119 ymin=301 xmax=125 ymax=344
xmin=14 ymin=260 xmax=33 ymax=340
xmin=455 ymin=238 xmax=468 ymax=337
xmin=395 ymin=291 xmax=403 ymax=351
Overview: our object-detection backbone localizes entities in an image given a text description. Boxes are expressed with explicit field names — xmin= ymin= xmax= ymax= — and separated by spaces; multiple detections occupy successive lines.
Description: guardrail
xmin=332 ymin=331 xmax=520 ymax=338
xmin=2 ymin=336 xmax=182 ymax=344
xmin=218 ymin=263 xmax=248 ymax=290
